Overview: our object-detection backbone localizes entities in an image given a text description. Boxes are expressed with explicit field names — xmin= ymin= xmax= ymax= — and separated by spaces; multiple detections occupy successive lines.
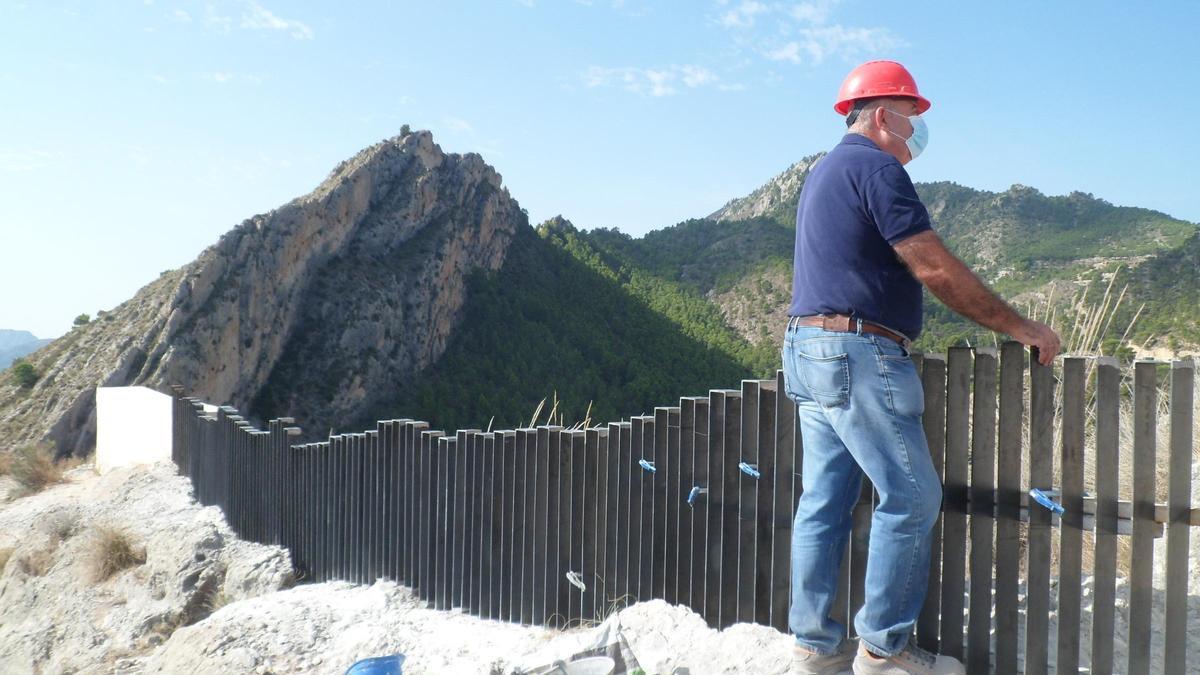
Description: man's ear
xmin=873 ymin=105 xmax=889 ymax=131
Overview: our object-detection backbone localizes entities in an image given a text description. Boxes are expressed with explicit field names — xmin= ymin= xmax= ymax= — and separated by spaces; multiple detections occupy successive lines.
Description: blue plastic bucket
xmin=345 ymin=654 xmax=405 ymax=675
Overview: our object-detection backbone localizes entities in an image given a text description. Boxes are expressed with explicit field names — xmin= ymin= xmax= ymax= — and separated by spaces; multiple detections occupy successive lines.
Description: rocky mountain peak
xmin=0 ymin=128 xmax=528 ymax=455
xmin=536 ymin=214 xmax=578 ymax=235
xmin=706 ymin=152 xmax=825 ymax=223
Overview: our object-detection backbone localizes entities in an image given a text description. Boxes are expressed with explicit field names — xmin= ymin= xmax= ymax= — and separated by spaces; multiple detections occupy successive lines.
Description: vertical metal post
xmin=737 ymin=381 xmax=759 ymax=624
xmin=1091 ymin=357 xmax=1120 ymax=675
xmin=771 ymin=371 xmax=795 ymax=633
xmin=1056 ymin=357 xmax=1086 ymax=675
xmin=993 ymin=342 xmax=1024 ymax=673
xmin=966 ymin=349 xmax=996 ymax=674
xmin=704 ymin=390 xmax=725 ymax=628
xmin=1025 ymin=348 xmax=1055 ymax=675
xmin=941 ymin=346 xmax=972 ymax=659
xmin=916 ymin=354 xmax=946 ymax=652
xmin=1164 ymin=360 xmax=1194 ymax=674
xmin=1127 ymin=360 xmax=1157 ymax=675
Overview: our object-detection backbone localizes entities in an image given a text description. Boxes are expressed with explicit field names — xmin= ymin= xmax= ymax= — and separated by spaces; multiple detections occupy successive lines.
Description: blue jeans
xmin=781 ymin=323 xmax=942 ymax=657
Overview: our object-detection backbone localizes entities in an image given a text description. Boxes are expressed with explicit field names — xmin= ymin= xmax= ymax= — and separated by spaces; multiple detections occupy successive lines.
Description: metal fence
xmin=169 ymin=343 xmax=1196 ymax=674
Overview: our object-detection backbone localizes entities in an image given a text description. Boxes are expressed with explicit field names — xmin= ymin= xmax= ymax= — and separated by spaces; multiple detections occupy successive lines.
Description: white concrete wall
xmin=95 ymin=386 xmax=174 ymax=474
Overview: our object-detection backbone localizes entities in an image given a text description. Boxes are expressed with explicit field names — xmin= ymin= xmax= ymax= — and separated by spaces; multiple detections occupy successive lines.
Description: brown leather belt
xmin=787 ymin=314 xmax=911 ymax=349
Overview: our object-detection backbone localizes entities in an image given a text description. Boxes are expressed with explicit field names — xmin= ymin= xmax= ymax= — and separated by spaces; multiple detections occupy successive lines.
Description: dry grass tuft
xmin=88 ymin=525 xmax=147 ymax=583
xmin=527 ymin=391 xmax=597 ymax=431
xmin=18 ymin=547 xmax=56 ymax=576
xmin=0 ymin=547 xmax=12 ymax=573
xmin=8 ymin=443 xmax=67 ymax=496
xmin=201 ymin=587 xmax=232 ymax=615
xmin=43 ymin=511 xmax=77 ymax=544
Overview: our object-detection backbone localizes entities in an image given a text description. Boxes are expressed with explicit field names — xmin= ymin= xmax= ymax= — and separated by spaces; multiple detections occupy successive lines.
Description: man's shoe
xmin=851 ymin=639 xmax=964 ymax=675
xmin=793 ymin=638 xmax=856 ymax=675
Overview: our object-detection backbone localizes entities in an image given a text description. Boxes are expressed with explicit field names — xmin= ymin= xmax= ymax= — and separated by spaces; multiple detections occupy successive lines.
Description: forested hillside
xmin=382 ymin=217 xmax=775 ymax=434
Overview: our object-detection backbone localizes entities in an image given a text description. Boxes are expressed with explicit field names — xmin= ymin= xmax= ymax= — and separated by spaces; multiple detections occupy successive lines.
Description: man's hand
xmin=1010 ymin=318 xmax=1061 ymax=366
xmin=892 ymin=230 xmax=1063 ymax=364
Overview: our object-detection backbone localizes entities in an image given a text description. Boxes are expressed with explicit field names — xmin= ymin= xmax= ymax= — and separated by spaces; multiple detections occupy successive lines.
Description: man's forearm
xmin=923 ymin=257 xmax=1025 ymax=335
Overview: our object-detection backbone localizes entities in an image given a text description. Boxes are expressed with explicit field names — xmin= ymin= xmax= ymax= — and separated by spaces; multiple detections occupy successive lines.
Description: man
xmin=783 ymin=60 xmax=1060 ymax=675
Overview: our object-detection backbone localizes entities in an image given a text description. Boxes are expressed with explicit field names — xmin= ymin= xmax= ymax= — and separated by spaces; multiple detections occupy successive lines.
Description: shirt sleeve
xmin=863 ymin=162 xmax=933 ymax=245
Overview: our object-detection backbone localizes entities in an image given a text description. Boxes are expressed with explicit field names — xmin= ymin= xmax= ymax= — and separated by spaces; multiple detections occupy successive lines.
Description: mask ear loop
xmin=880 ymin=107 xmax=916 ymax=147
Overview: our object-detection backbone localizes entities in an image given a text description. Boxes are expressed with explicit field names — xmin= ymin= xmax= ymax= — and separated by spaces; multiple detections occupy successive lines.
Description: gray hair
xmin=845 ymin=98 xmax=883 ymax=131
xmin=846 ymin=96 xmax=917 ymax=131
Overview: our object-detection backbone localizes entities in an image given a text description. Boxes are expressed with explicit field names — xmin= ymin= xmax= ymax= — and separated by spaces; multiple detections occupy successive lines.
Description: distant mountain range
xmin=3 ymin=131 xmax=1196 ymax=456
xmin=0 ymin=330 xmax=51 ymax=370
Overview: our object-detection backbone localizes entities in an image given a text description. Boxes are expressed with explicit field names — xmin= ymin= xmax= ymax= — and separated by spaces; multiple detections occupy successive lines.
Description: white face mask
xmin=883 ymin=107 xmax=929 ymax=161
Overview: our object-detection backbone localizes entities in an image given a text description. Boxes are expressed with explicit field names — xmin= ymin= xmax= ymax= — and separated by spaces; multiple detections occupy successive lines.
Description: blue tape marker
xmin=638 ymin=459 xmax=656 ymax=473
xmin=738 ymin=462 xmax=760 ymax=479
xmin=687 ymin=485 xmax=707 ymax=505
xmin=1029 ymin=487 xmax=1064 ymax=515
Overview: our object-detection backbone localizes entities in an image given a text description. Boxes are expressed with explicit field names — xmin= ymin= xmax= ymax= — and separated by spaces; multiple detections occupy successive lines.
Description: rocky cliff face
xmin=0 ymin=130 xmax=526 ymax=454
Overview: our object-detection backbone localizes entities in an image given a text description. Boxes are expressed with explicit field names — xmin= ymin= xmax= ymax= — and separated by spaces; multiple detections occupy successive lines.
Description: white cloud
xmin=568 ymin=0 xmax=650 ymax=14
xmin=718 ymin=1 xmax=767 ymax=28
xmin=788 ymin=0 xmax=839 ymax=25
xmin=716 ymin=0 xmax=841 ymax=29
xmin=767 ymin=25 xmax=905 ymax=65
xmin=680 ymin=64 xmax=717 ymax=87
xmin=584 ymin=64 xmax=728 ymax=97
xmin=203 ymin=3 xmax=232 ymax=32
xmin=240 ymin=1 xmax=313 ymax=40
xmin=712 ymin=0 xmax=903 ymax=66
xmin=171 ymin=8 xmax=192 ymax=22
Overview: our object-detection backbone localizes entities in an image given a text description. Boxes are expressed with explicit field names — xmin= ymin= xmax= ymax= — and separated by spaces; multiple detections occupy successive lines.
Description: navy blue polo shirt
xmin=788 ymin=133 xmax=932 ymax=339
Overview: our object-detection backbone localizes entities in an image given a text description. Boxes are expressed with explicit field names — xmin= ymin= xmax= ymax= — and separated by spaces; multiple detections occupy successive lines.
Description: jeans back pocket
xmin=798 ymin=351 xmax=850 ymax=408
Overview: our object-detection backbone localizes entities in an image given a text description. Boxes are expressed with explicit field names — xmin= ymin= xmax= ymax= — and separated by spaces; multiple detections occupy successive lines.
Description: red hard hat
xmin=834 ymin=60 xmax=931 ymax=115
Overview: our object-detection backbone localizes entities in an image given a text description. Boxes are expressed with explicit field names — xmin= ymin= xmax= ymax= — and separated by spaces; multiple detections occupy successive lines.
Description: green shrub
xmin=73 ymin=313 xmax=90 ymax=326
xmin=11 ymin=360 xmax=38 ymax=389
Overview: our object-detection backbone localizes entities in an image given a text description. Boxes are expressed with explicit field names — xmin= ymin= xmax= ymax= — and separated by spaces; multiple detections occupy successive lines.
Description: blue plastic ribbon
xmin=638 ymin=459 xmax=656 ymax=473
xmin=1029 ymin=487 xmax=1064 ymax=515
xmin=738 ymin=462 xmax=761 ymax=479
xmin=687 ymin=486 xmax=706 ymax=505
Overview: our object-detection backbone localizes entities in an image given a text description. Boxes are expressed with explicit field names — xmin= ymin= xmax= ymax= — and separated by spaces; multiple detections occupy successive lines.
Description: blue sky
xmin=3 ymin=0 xmax=1198 ymax=338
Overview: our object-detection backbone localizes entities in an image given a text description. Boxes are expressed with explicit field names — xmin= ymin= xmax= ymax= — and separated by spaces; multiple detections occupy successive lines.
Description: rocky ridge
xmin=0 ymin=130 xmax=527 ymax=454
xmin=706 ymin=153 xmax=823 ymax=224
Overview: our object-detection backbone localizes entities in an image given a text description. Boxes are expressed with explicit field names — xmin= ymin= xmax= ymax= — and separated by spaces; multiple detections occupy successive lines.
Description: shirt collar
xmin=841 ymin=133 xmax=881 ymax=150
